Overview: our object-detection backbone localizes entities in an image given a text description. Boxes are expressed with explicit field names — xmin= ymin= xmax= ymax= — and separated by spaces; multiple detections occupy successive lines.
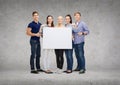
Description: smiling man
xmin=26 ymin=11 xmax=43 ymax=74
xmin=73 ymin=12 xmax=90 ymax=74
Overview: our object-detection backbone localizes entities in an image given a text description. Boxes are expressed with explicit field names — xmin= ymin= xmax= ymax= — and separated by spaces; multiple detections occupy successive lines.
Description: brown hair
xmin=74 ymin=12 xmax=81 ymax=16
xmin=46 ymin=15 xmax=54 ymax=27
xmin=65 ymin=14 xmax=72 ymax=24
xmin=32 ymin=11 xmax=39 ymax=16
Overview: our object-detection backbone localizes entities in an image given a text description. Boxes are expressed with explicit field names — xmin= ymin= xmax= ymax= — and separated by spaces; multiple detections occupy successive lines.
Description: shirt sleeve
xmin=82 ymin=22 xmax=90 ymax=35
xmin=27 ymin=23 xmax=32 ymax=29
xmin=72 ymin=26 xmax=79 ymax=33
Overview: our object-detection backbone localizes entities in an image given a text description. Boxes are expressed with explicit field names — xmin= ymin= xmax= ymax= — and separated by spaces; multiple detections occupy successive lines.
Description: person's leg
xmin=59 ymin=49 xmax=64 ymax=69
xmin=68 ymin=49 xmax=73 ymax=71
xmin=78 ymin=42 xmax=85 ymax=70
xmin=30 ymin=39 xmax=36 ymax=71
xmin=43 ymin=49 xmax=53 ymax=74
xmin=47 ymin=49 xmax=51 ymax=70
xmin=74 ymin=44 xmax=81 ymax=70
xmin=65 ymin=49 xmax=73 ymax=72
xmin=55 ymin=49 xmax=60 ymax=68
xmin=65 ymin=50 xmax=69 ymax=70
xmin=47 ymin=49 xmax=53 ymax=73
xmin=36 ymin=40 xmax=41 ymax=70
xmin=43 ymin=49 xmax=47 ymax=71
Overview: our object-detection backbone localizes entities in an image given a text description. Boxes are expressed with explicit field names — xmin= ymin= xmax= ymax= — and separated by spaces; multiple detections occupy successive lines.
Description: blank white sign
xmin=43 ymin=27 xmax=72 ymax=49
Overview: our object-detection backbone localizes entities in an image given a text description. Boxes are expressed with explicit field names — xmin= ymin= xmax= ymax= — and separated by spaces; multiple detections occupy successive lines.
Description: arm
xmin=82 ymin=22 xmax=89 ymax=35
xmin=77 ymin=22 xmax=90 ymax=36
xmin=26 ymin=28 xmax=40 ymax=37
xmin=39 ymin=24 xmax=46 ymax=37
xmin=71 ymin=23 xmax=79 ymax=33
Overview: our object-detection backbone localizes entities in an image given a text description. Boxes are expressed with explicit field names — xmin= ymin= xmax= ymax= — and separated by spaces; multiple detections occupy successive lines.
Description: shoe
xmin=79 ymin=69 xmax=85 ymax=74
xmin=55 ymin=68 xmax=63 ymax=74
xmin=37 ymin=69 xmax=44 ymax=72
xmin=45 ymin=71 xmax=53 ymax=74
xmin=66 ymin=70 xmax=72 ymax=74
xmin=31 ymin=70 xmax=39 ymax=74
xmin=45 ymin=70 xmax=53 ymax=74
xmin=63 ymin=70 xmax=67 ymax=73
xmin=73 ymin=68 xmax=80 ymax=71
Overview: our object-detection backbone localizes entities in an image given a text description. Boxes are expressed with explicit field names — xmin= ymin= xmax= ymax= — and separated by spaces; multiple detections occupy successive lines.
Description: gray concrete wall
xmin=0 ymin=0 xmax=120 ymax=71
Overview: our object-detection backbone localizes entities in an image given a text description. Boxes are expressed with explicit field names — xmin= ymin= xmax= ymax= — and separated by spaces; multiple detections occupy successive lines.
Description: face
xmin=33 ymin=13 xmax=39 ymax=21
xmin=74 ymin=13 xmax=81 ymax=21
xmin=57 ymin=16 xmax=63 ymax=24
xmin=47 ymin=16 xmax=53 ymax=24
xmin=65 ymin=16 xmax=71 ymax=24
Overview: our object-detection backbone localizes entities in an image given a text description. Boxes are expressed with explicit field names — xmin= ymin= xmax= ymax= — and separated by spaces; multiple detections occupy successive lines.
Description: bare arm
xmin=26 ymin=28 xmax=40 ymax=37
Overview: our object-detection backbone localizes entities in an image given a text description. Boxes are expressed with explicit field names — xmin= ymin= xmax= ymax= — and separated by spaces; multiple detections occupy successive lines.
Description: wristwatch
xmin=82 ymin=32 xmax=84 ymax=35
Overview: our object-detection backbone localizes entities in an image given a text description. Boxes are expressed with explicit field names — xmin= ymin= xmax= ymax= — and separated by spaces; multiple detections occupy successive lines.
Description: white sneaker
xmin=55 ymin=68 xmax=63 ymax=74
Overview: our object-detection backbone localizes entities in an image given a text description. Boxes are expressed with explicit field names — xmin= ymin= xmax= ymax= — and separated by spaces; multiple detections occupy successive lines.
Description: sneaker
xmin=79 ymin=69 xmax=85 ymax=74
xmin=55 ymin=68 xmax=63 ymax=74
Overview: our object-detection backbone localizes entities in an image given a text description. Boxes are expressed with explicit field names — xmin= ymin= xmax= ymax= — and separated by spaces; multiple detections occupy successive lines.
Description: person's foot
xmin=63 ymin=70 xmax=67 ymax=73
xmin=66 ymin=70 xmax=72 ymax=74
xmin=55 ymin=68 xmax=63 ymax=74
xmin=37 ymin=69 xmax=44 ymax=72
xmin=31 ymin=70 xmax=39 ymax=74
xmin=44 ymin=70 xmax=53 ymax=74
xmin=79 ymin=69 xmax=85 ymax=74
xmin=73 ymin=68 xmax=80 ymax=71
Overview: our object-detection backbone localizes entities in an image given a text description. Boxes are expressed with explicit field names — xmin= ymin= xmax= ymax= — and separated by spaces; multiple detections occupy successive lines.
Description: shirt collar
xmin=33 ymin=21 xmax=39 ymax=24
xmin=75 ymin=20 xmax=81 ymax=25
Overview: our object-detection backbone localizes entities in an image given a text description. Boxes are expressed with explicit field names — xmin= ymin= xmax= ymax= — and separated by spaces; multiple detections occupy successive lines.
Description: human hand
xmin=35 ymin=32 xmax=41 ymax=37
xmin=72 ymin=23 xmax=77 ymax=28
xmin=77 ymin=32 xmax=83 ymax=36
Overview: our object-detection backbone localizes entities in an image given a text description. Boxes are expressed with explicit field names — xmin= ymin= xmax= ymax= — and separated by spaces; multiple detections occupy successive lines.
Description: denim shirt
xmin=72 ymin=21 xmax=89 ymax=44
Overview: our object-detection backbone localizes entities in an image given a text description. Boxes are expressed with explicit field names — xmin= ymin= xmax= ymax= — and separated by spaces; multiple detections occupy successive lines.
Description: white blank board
xmin=43 ymin=27 xmax=72 ymax=49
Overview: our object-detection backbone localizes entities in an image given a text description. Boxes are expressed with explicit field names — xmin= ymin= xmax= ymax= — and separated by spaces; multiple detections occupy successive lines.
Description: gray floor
xmin=0 ymin=70 xmax=120 ymax=85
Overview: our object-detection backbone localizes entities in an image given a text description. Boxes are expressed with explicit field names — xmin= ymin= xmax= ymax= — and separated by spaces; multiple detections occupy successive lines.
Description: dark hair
xmin=65 ymin=14 xmax=72 ymax=24
xmin=32 ymin=11 xmax=39 ymax=16
xmin=74 ymin=12 xmax=81 ymax=16
xmin=46 ymin=15 xmax=54 ymax=27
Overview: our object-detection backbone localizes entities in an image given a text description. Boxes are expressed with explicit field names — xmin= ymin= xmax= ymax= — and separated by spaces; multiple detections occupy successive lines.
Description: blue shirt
xmin=72 ymin=21 xmax=89 ymax=44
xmin=28 ymin=21 xmax=41 ymax=41
xmin=65 ymin=24 xmax=74 ymax=48
xmin=65 ymin=24 xmax=74 ymax=34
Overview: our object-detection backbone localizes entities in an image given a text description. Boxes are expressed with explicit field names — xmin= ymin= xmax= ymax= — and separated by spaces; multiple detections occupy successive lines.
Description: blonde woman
xmin=55 ymin=16 xmax=65 ymax=73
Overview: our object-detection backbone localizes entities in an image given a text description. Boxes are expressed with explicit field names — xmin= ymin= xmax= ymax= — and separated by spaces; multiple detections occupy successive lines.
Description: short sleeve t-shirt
xmin=28 ymin=21 xmax=41 ymax=41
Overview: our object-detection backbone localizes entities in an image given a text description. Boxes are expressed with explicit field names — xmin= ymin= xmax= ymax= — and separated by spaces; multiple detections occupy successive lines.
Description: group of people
xmin=26 ymin=11 xmax=89 ymax=74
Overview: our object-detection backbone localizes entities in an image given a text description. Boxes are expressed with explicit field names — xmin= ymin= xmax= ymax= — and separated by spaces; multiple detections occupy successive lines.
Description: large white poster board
xmin=43 ymin=27 xmax=72 ymax=49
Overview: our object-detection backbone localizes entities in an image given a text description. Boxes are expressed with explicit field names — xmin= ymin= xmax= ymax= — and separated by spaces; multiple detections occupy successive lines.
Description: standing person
xmin=26 ymin=11 xmax=43 ymax=74
xmin=40 ymin=15 xmax=54 ymax=74
xmin=64 ymin=14 xmax=74 ymax=74
xmin=73 ymin=12 xmax=89 ymax=74
xmin=55 ymin=16 xmax=65 ymax=72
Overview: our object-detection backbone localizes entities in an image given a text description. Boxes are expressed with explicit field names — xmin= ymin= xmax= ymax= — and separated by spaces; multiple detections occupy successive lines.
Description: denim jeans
xmin=30 ymin=39 xmax=41 ymax=70
xmin=65 ymin=49 xmax=73 ymax=70
xmin=74 ymin=42 xmax=85 ymax=70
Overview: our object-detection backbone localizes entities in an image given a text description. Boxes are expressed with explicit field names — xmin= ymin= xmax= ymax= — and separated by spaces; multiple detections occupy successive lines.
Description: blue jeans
xmin=65 ymin=49 xmax=73 ymax=70
xmin=65 ymin=42 xmax=74 ymax=70
xmin=30 ymin=39 xmax=41 ymax=70
xmin=74 ymin=42 xmax=85 ymax=70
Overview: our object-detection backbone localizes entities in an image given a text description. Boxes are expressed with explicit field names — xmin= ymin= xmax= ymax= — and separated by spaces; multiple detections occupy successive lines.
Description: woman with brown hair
xmin=40 ymin=15 xmax=54 ymax=74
